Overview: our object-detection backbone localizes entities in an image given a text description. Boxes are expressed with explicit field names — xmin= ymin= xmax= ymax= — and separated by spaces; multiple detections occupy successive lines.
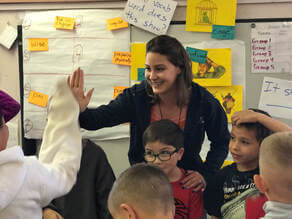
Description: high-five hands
xmin=67 ymin=67 xmax=94 ymax=112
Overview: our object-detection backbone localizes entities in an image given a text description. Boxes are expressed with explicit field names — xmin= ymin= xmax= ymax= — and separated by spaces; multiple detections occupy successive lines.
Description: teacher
xmin=68 ymin=35 xmax=230 ymax=191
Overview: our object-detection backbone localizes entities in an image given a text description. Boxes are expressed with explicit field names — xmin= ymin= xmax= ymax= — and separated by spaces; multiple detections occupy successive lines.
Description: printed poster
xmin=207 ymin=85 xmax=243 ymax=122
xmin=186 ymin=0 xmax=237 ymax=32
xmin=192 ymin=48 xmax=232 ymax=87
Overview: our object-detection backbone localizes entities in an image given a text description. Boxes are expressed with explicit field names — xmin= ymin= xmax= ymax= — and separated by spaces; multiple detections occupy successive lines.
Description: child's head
xmin=254 ymin=132 xmax=292 ymax=204
xmin=108 ymin=163 xmax=175 ymax=219
xmin=229 ymin=109 xmax=272 ymax=171
xmin=142 ymin=119 xmax=184 ymax=175
xmin=0 ymin=107 xmax=9 ymax=151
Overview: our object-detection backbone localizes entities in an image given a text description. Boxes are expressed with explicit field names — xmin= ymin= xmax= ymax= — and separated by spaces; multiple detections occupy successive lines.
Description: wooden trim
xmin=0 ymin=0 xmax=126 ymax=3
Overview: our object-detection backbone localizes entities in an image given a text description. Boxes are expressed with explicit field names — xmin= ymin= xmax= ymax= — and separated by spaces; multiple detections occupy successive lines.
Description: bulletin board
xmin=130 ymin=20 xmax=292 ymax=127
xmin=18 ymin=13 xmax=292 ymax=157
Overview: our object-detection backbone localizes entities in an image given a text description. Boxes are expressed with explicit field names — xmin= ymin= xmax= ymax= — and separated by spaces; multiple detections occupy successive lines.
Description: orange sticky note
xmin=113 ymin=86 xmax=128 ymax=99
xmin=112 ymin=51 xmax=131 ymax=66
xmin=28 ymin=90 xmax=48 ymax=107
xmin=28 ymin=38 xmax=48 ymax=51
xmin=54 ymin=16 xmax=75 ymax=30
xmin=107 ymin=17 xmax=128 ymax=30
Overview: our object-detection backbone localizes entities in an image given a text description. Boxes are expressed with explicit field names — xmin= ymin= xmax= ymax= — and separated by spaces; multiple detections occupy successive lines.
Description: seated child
xmin=0 ymin=79 xmax=82 ymax=219
xmin=108 ymin=163 xmax=175 ymax=219
xmin=204 ymin=109 xmax=291 ymax=219
xmin=254 ymin=132 xmax=292 ymax=218
xmin=143 ymin=119 xmax=205 ymax=219
xmin=43 ymin=139 xmax=115 ymax=219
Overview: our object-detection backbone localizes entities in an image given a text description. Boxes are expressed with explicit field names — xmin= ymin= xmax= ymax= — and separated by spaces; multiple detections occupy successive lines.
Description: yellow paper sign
xmin=192 ymin=48 xmax=232 ymax=87
xmin=28 ymin=38 xmax=48 ymax=51
xmin=186 ymin=0 xmax=237 ymax=32
xmin=206 ymin=85 xmax=243 ymax=123
xmin=28 ymin=90 xmax=49 ymax=107
xmin=112 ymin=51 xmax=131 ymax=66
xmin=54 ymin=16 xmax=75 ymax=30
xmin=131 ymin=43 xmax=146 ymax=80
xmin=113 ymin=86 xmax=128 ymax=99
xmin=107 ymin=17 xmax=128 ymax=30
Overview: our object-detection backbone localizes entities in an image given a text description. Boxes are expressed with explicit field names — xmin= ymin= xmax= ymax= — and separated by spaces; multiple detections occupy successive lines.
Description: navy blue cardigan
xmin=79 ymin=81 xmax=230 ymax=178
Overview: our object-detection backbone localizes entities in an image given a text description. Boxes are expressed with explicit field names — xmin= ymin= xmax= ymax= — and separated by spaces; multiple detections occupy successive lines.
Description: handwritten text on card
xmin=123 ymin=0 xmax=177 ymax=35
xmin=107 ymin=17 xmax=129 ymax=30
xmin=28 ymin=38 xmax=49 ymax=51
xmin=112 ymin=51 xmax=131 ymax=66
xmin=28 ymin=91 xmax=49 ymax=107
xmin=259 ymin=77 xmax=292 ymax=119
xmin=54 ymin=16 xmax=75 ymax=30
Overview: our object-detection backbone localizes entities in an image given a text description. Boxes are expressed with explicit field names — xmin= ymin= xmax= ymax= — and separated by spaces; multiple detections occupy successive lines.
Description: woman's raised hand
xmin=67 ymin=67 xmax=94 ymax=113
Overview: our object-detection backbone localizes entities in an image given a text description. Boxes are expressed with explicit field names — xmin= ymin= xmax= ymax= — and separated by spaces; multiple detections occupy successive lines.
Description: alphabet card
xmin=123 ymin=0 xmax=177 ymax=35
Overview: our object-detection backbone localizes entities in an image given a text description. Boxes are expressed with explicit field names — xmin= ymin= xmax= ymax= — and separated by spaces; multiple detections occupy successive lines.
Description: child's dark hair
xmin=239 ymin=108 xmax=273 ymax=144
xmin=143 ymin=119 xmax=184 ymax=149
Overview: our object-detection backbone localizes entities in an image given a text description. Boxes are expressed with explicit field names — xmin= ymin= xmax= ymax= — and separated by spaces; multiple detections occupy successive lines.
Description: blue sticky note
xmin=212 ymin=25 xmax=235 ymax=40
xmin=186 ymin=47 xmax=208 ymax=64
xmin=137 ymin=68 xmax=145 ymax=81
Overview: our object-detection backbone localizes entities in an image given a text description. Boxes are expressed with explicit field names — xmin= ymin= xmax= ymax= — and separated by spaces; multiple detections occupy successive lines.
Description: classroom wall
xmin=1 ymin=1 xmax=292 ymax=176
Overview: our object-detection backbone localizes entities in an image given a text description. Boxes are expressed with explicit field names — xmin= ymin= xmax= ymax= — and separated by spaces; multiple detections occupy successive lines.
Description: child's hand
xmin=180 ymin=170 xmax=206 ymax=192
xmin=231 ymin=110 xmax=259 ymax=126
xmin=67 ymin=67 xmax=94 ymax=113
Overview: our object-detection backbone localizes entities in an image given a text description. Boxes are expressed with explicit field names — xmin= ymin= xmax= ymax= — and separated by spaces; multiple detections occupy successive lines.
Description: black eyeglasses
xmin=144 ymin=148 xmax=179 ymax=162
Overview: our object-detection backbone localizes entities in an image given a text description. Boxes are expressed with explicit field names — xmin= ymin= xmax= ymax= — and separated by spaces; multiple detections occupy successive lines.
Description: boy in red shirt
xmin=143 ymin=119 xmax=205 ymax=219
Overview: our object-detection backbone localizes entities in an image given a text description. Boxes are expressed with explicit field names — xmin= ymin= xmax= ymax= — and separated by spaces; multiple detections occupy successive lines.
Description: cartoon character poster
xmin=206 ymin=85 xmax=243 ymax=122
xmin=192 ymin=48 xmax=232 ymax=87
xmin=186 ymin=0 xmax=237 ymax=32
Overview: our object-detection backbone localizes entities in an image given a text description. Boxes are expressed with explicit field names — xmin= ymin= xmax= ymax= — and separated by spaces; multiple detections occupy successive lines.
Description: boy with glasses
xmin=143 ymin=119 xmax=205 ymax=219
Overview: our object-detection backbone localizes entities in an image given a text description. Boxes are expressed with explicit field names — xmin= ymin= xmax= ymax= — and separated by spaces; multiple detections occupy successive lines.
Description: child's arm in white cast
xmin=37 ymin=78 xmax=82 ymax=206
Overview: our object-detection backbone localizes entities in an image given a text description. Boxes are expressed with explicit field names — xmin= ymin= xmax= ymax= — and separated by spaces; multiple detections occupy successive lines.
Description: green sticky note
xmin=137 ymin=68 xmax=145 ymax=81
xmin=186 ymin=47 xmax=207 ymax=63
xmin=212 ymin=25 xmax=235 ymax=40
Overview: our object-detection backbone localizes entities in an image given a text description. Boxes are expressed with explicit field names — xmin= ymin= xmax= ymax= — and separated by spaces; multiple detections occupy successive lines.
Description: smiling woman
xmin=68 ymin=34 xmax=230 ymax=192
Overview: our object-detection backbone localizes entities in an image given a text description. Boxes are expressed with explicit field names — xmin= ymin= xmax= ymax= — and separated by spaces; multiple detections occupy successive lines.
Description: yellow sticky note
xmin=28 ymin=38 xmax=48 ymax=51
xmin=113 ymin=86 xmax=128 ymax=99
xmin=28 ymin=90 xmax=49 ymax=107
xmin=112 ymin=51 xmax=131 ymax=66
xmin=54 ymin=16 xmax=75 ymax=30
xmin=130 ymin=43 xmax=146 ymax=80
xmin=107 ymin=17 xmax=128 ymax=30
